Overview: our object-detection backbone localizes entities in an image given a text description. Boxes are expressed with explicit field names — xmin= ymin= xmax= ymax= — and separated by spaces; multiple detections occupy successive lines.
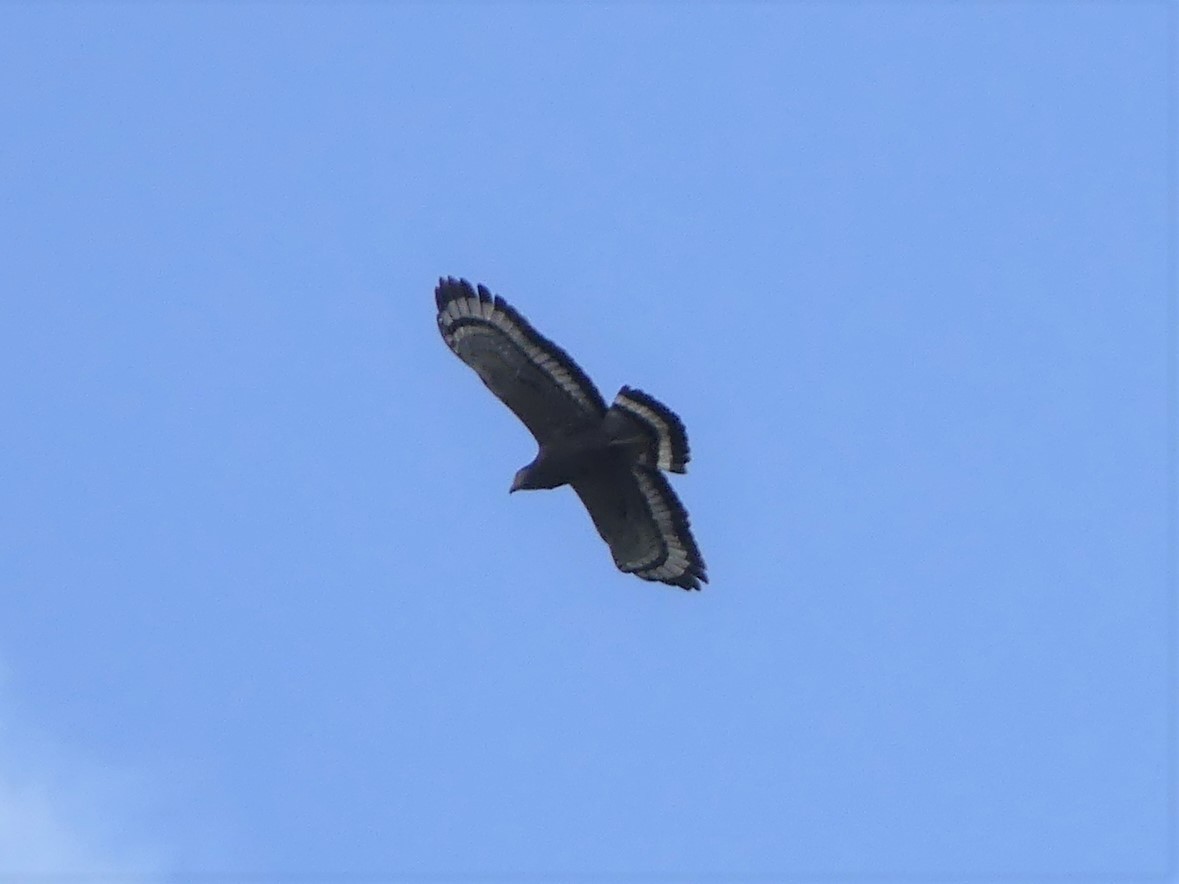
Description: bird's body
xmin=511 ymin=426 xmax=619 ymax=491
xmin=435 ymin=277 xmax=707 ymax=590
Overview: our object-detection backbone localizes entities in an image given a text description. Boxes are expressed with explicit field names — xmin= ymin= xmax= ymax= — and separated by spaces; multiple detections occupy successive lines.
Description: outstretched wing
xmin=572 ymin=463 xmax=708 ymax=590
xmin=436 ymin=277 xmax=606 ymax=442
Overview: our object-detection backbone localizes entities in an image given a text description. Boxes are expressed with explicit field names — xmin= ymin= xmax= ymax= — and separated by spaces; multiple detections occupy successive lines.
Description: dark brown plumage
xmin=435 ymin=277 xmax=707 ymax=590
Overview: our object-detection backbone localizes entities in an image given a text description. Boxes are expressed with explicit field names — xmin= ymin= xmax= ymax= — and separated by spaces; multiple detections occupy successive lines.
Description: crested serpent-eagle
xmin=435 ymin=277 xmax=707 ymax=590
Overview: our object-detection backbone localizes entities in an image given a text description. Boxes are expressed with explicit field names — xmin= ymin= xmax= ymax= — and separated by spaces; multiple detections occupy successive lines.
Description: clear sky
xmin=0 ymin=2 xmax=1173 ymax=881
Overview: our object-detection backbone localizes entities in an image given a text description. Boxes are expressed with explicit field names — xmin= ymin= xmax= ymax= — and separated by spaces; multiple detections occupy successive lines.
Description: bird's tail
xmin=604 ymin=386 xmax=690 ymax=474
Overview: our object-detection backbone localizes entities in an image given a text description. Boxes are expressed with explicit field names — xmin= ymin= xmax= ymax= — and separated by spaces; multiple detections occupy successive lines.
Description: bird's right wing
xmin=436 ymin=277 xmax=606 ymax=441
xmin=572 ymin=463 xmax=707 ymax=590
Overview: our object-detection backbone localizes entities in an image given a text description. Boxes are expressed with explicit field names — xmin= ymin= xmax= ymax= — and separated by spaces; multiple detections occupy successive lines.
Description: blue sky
xmin=0 ymin=2 xmax=1172 ymax=880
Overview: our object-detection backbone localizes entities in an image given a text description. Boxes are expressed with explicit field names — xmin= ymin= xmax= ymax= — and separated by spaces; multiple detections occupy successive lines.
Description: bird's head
xmin=510 ymin=459 xmax=564 ymax=493
xmin=510 ymin=466 xmax=533 ymax=494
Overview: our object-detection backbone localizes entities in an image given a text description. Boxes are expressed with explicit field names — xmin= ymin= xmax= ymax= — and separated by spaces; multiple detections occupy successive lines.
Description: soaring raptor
xmin=435 ymin=277 xmax=707 ymax=590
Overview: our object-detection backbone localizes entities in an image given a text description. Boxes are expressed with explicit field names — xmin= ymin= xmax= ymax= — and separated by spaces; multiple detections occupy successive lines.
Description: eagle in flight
xmin=436 ymin=277 xmax=707 ymax=590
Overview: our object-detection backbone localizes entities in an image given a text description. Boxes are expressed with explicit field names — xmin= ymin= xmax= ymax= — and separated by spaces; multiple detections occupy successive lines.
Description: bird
xmin=435 ymin=276 xmax=707 ymax=590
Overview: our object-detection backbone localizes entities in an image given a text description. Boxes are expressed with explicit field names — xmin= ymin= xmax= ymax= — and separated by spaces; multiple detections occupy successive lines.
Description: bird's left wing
xmin=436 ymin=277 xmax=606 ymax=442
xmin=572 ymin=463 xmax=708 ymax=590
